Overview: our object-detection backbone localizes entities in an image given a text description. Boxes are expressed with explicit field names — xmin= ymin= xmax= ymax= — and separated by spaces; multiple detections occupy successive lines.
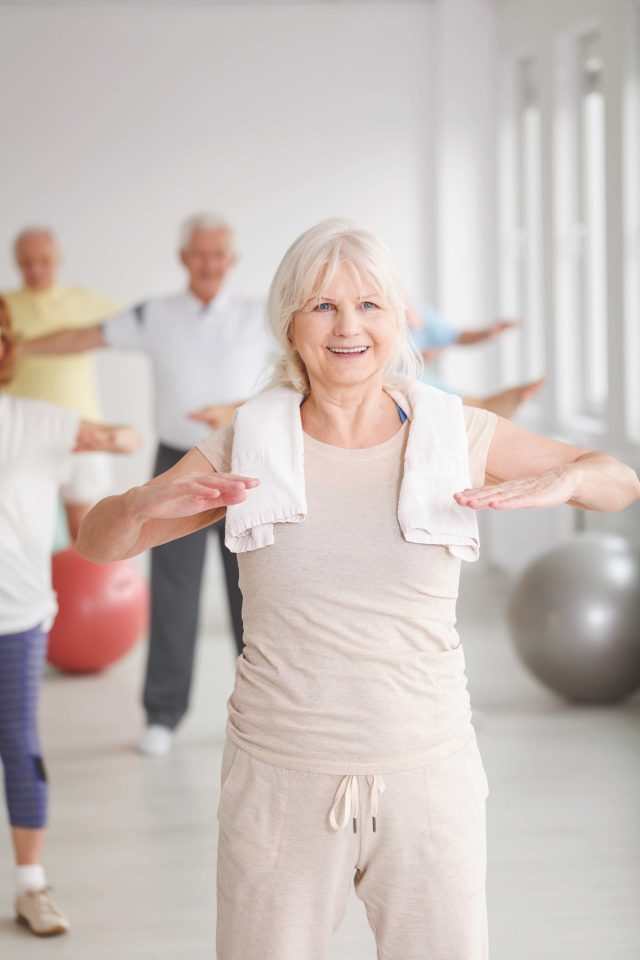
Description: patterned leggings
xmin=0 ymin=625 xmax=48 ymax=829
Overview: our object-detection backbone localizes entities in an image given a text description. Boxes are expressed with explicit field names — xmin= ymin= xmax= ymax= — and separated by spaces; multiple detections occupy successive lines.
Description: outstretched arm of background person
xmin=455 ymin=417 xmax=640 ymax=514
xmin=74 ymin=420 xmax=142 ymax=454
xmin=188 ymin=401 xmax=243 ymax=430
xmin=456 ymin=319 xmax=519 ymax=346
xmin=77 ymin=447 xmax=259 ymax=564
xmin=64 ymin=421 xmax=142 ymax=542
xmin=25 ymin=323 xmax=106 ymax=354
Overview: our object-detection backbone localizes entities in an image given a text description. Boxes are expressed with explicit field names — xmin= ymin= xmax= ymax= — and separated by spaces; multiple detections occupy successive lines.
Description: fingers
xmin=520 ymin=377 xmax=547 ymax=402
xmin=183 ymin=472 xmax=260 ymax=506
xmin=215 ymin=473 xmax=261 ymax=488
xmin=184 ymin=471 xmax=260 ymax=488
xmin=187 ymin=407 xmax=215 ymax=423
xmin=189 ymin=484 xmax=221 ymax=501
xmin=188 ymin=405 xmax=235 ymax=429
xmin=455 ymin=480 xmax=517 ymax=503
xmin=454 ymin=474 xmax=566 ymax=511
xmin=185 ymin=480 xmax=242 ymax=507
xmin=495 ymin=318 xmax=520 ymax=331
xmin=114 ymin=427 xmax=143 ymax=453
xmin=455 ymin=477 xmax=540 ymax=509
xmin=189 ymin=415 xmax=219 ymax=428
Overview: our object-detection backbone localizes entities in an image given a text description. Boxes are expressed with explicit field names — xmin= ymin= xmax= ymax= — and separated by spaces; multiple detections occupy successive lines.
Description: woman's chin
xmin=311 ymin=366 xmax=384 ymax=391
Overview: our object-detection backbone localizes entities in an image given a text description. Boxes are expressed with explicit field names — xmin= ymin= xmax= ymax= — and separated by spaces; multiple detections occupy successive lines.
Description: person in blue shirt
xmin=408 ymin=303 xmax=545 ymax=418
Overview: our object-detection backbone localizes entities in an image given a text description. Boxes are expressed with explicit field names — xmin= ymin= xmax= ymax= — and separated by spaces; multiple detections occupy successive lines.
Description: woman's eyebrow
xmin=314 ymin=294 xmax=380 ymax=302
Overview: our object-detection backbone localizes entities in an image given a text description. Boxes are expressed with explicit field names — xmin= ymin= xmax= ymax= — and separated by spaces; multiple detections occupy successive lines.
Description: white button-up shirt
xmin=103 ymin=290 xmax=278 ymax=450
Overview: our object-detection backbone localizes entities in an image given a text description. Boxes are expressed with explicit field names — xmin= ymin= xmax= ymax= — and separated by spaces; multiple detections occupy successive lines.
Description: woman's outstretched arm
xmin=77 ymin=448 xmax=259 ymax=563
xmin=455 ymin=417 xmax=640 ymax=514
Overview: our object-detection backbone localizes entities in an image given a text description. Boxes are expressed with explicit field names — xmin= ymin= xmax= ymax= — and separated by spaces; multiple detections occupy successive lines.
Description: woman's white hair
xmin=179 ymin=213 xmax=234 ymax=250
xmin=266 ymin=219 xmax=422 ymax=395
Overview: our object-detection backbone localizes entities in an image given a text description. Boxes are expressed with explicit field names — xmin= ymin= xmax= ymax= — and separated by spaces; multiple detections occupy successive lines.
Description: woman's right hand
xmin=130 ymin=471 xmax=259 ymax=521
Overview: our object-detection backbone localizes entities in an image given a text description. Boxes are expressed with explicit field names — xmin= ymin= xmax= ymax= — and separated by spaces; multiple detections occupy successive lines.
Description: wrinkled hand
xmin=134 ymin=472 xmax=259 ymax=520
xmin=188 ymin=404 xmax=237 ymax=430
xmin=454 ymin=468 xmax=577 ymax=511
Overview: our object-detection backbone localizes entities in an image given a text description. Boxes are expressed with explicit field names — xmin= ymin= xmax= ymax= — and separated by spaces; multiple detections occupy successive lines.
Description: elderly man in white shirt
xmin=28 ymin=215 xmax=278 ymax=756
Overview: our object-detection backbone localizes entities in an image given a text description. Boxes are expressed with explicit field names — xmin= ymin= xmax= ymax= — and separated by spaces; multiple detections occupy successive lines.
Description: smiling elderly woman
xmin=78 ymin=220 xmax=639 ymax=960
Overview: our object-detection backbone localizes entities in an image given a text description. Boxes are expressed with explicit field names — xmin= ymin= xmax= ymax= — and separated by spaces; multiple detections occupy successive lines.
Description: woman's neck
xmin=300 ymin=380 xmax=401 ymax=449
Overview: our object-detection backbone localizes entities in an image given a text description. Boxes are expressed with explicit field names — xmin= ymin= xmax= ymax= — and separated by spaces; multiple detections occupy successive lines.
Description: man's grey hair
xmin=13 ymin=226 xmax=58 ymax=259
xmin=179 ymin=214 xmax=234 ymax=250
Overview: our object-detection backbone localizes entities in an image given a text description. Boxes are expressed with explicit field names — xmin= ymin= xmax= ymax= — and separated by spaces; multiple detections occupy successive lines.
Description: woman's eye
xmin=315 ymin=302 xmax=335 ymax=312
xmin=361 ymin=301 xmax=379 ymax=310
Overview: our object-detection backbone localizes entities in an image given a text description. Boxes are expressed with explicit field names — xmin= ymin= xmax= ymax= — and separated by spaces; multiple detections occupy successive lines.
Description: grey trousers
xmin=142 ymin=443 xmax=244 ymax=730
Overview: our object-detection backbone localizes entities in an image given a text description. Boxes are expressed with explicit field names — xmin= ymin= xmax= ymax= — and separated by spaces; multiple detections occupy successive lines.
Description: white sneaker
xmin=16 ymin=887 xmax=69 ymax=937
xmin=138 ymin=724 xmax=173 ymax=757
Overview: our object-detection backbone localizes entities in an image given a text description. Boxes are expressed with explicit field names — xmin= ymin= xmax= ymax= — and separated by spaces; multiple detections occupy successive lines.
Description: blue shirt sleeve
xmin=410 ymin=304 xmax=460 ymax=350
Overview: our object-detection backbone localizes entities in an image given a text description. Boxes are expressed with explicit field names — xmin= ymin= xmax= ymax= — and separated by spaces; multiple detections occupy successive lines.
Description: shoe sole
xmin=16 ymin=914 xmax=69 ymax=937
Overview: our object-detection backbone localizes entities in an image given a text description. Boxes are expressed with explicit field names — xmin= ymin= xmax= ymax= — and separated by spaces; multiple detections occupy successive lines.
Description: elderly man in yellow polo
xmin=3 ymin=227 xmax=119 ymax=539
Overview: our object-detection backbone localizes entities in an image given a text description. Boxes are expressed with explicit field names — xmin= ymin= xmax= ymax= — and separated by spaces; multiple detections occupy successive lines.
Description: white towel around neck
xmin=224 ymin=376 xmax=480 ymax=562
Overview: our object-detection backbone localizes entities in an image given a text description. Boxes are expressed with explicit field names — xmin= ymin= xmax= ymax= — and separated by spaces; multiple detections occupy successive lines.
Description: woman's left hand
xmin=454 ymin=467 xmax=577 ymax=511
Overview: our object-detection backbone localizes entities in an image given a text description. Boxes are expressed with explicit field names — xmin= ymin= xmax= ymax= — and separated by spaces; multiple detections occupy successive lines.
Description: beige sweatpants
xmin=216 ymin=735 xmax=489 ymax=960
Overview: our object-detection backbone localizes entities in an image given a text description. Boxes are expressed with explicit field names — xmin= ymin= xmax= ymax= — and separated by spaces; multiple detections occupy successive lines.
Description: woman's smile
xmin=326 ymin=345 xmax=371 ymax=357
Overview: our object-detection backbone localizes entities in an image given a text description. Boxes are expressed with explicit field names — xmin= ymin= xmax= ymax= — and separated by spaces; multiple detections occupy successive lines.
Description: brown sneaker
xmin=15 ymin=887 xmax=70 ymax=937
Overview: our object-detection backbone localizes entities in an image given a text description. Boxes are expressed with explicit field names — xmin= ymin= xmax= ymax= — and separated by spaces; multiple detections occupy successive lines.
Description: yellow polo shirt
xmin=3 ymin=285 xmax=120 ymax=419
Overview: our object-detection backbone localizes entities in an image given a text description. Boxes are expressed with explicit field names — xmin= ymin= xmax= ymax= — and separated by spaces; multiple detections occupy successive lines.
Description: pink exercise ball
xmin=48 ymin=548 xmax=149 ymax=674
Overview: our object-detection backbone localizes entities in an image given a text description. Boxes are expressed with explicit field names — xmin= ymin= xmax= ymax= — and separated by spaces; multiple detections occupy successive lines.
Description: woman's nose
xmin=333 ymin=307 xmax=360 ymax=336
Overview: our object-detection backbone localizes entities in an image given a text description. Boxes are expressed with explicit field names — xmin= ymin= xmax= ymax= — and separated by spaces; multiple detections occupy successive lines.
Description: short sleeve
xmin=463 ymin=406 xmax=498 ymax=487
xmin=80 ymin=289 xmax=122 ymax=324
xmin=412 ymin=304 xmax=460 ymax=350
xmin=11 ymin=398 xmax=80 ymax=470
xmin=197 ymin=426 xmax=234 ymax=474
xmin=102 ymin=303 xmax=149 ymax=351
xmin=60 ymin=451 xmax=112 ymax=504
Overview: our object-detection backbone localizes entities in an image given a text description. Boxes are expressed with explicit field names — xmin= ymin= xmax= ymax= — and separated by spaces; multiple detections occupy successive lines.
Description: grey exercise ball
xmin=508 ymin=533 xmax=640 ymax=704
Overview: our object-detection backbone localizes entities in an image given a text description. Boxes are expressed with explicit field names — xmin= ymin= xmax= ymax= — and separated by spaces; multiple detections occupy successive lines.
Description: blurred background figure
xmin=26 ymin=215 xmax=278 ymax=758
xmin=0 ymin=297 xmax=140 ymax=938
xmin=407 ymin=302 xmax=546 ymax=418
xmin=409 ymin=302 xmax=519 ymax=360
xmin=2 ymin=229 xmax=119 ymax=541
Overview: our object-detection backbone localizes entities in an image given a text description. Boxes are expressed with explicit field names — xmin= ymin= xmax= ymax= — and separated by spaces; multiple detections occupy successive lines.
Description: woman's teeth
xmin=328 ymin=346 xmax=369 ymax=354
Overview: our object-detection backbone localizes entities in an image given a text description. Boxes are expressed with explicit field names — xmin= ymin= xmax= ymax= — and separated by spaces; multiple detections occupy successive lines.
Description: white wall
xmin=433 ymin=0 xmax=501 ymax=399
xmin=0 ymin=4 xmax=436 ymax=304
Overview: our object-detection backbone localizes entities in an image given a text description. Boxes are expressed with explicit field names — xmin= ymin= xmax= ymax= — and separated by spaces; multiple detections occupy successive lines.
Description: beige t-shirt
xmin=198 ymin=405 xmax=497 ymax=775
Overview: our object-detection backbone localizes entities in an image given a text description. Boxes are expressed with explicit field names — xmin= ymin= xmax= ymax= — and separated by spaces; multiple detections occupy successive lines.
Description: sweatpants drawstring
xmin=329 ymin=775 xmax=360 ymax=832
xmin=367 ymin=774 xmax=385 ymax=832
xmin=329 ymin=774 xmax=385 ymax=833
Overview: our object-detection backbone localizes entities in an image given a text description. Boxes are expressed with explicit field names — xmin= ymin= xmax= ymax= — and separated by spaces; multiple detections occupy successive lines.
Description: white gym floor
xmin=0 ymin=563 xmax=638 ymax=959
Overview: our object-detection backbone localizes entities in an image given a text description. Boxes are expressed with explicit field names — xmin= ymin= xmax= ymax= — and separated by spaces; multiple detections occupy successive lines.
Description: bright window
xmin=518 ymin=59 xmax=545 ymax=381
xmin=577 ymin=33 xmax=608 ymax=418
xmin=624 ymin=4 xmax=640 ymax=442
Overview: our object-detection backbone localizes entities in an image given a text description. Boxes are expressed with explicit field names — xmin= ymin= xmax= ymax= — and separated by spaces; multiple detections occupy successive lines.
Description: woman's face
xmin=290 ymin=264 xmax=397 ymax=392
